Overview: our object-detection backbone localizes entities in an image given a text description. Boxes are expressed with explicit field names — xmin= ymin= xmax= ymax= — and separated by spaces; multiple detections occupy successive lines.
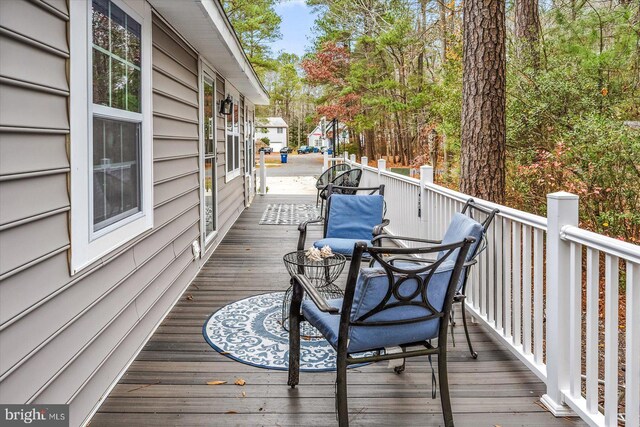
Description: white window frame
xmin=225 ymin=84 xmax=241 ymax=182
xmin=69 ymin=0 xmax=153 ymax=274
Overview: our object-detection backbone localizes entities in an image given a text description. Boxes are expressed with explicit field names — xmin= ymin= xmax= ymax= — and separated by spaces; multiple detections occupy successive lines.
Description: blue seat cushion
xmin=325 ymin=194 xmax=384 ymax=240
xmin=313 ymin=238 xmax=372 ymax=256
xmin=302 ymin=266 xmax=455 ymax=353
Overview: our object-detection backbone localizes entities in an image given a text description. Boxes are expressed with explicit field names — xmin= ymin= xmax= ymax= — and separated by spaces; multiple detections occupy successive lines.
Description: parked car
xmin=280 ymin=147 xmax=290 ymax=154
xmin=259 ymin=146 xmax=273 ymax=154
xmin=297 ymin=145 xmax=310 ymax=154
xmin=312 ymin=146 xmax=320 ymax=153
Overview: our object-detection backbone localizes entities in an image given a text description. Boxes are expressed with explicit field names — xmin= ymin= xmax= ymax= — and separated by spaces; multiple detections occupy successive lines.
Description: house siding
xmin=0 ymin=4 xmax=250 ymax=426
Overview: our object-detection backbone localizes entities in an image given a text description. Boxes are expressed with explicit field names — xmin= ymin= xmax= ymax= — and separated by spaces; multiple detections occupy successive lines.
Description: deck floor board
xmin=93 ymin=195 xmax=585 ymax=426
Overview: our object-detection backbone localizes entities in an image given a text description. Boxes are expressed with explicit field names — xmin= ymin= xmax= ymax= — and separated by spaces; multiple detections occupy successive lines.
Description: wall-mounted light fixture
xmin=219 ymin=95 xmax=233 ymax=115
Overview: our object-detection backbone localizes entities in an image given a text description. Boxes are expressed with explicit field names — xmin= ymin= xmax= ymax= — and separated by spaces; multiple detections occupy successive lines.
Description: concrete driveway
xmin=262 ymin=152 xmax=324 ymax=177
xmin=257 ymin=152 xmax=325 ymax=195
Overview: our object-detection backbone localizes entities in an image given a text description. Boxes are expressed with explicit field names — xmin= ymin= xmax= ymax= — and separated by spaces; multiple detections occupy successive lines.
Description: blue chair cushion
xmin=313 ymin=238 xmax=372 ymax=256
xmin=370 ymin=213 xmax=482 ymax=292
xmin=325 ymin=194 xmax=384 ymax=240
xmin=438 ymin=213 xmax=484 ymax=262
xmin=302 ymin=266 xmax=455 ymax=353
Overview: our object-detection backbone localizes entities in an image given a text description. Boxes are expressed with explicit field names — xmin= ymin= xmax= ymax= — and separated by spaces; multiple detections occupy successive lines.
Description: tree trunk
xmin=439 ymin=0 xmax=448 ymax=65
xmin=461 ymin=0 xmax=506 ymax=203
xmin=365 ymin=129 xmax=375 ymax=160
xmin=515 ymin=0 xmax=540 ymax=68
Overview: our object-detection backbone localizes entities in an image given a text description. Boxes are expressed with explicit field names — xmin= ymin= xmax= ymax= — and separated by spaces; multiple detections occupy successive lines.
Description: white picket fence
xmin=341 ymin=157 xmax=639 ymax=427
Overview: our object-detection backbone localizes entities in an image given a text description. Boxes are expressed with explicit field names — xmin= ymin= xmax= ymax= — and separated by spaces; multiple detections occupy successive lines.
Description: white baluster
xmin=627 ymin=261 xmax=640 ymax=427
xmin=604 ymin=254 xmax=619 ymax=426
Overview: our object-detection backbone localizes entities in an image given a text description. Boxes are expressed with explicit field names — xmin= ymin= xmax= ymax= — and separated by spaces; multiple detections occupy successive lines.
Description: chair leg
xmin=460 ymin=301 xmax=478 ymax=359
xmin=287 ymin=314 xmax=300 ymax=387
xmin=437 ymin=349 xmax=455 ymax=427
xmin=336 ymin=354 xmax=349 ymax=426
xmin=288 ymin=282 xmax=303 ymax=387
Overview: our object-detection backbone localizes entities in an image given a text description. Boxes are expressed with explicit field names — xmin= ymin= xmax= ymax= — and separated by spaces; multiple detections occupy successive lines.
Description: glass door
xmin=203 ymin=73 xmax=217 ymax=243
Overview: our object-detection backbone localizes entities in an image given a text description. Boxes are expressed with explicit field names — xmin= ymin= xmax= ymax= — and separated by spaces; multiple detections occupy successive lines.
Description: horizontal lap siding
xmin=0 ymin=6 xmax=249 ymax=426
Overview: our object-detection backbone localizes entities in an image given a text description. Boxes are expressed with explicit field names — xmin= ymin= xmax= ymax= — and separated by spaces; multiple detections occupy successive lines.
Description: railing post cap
xmin=420 ymin=165 xmax=433 ymax=170
xmin=547 ymin=191 xmax=579 ymax=200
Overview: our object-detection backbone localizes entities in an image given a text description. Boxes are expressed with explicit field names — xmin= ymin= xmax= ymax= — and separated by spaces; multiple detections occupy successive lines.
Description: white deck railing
xmin=343 ymin=158 xmax=640 ymax=427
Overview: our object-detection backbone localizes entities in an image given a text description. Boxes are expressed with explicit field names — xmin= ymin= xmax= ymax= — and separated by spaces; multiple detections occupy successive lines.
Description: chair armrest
xmin=372 ymin=219 xmax=390 ymax=237
xmin=372 ymin=234 xmax=442 ymax=245
xmin=297 ymin=217 xmax=325 ymax=251
xmin=292 ymin=274 xmax=339 ymax=314
xmin=464 ymin=259 xmax=477 ymax=268
xmin=385 ymin=256 xmax=439 ymax=268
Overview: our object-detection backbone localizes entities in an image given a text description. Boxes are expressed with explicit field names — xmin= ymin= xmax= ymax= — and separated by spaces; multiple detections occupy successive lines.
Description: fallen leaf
xmin=242 ymin=391 xmax=246 ymax=397
xmin=234 ymin=378 xmax=246 ymax=386
xmin=225 ymin=411 xmax=238 ymax=414
xmin=302 ymin=335 xmax=311 ymax=341
xmin=186 ymin=294 xmax=193 ymax=301
xmin=206 ymin=380 xmax=227 ymax=385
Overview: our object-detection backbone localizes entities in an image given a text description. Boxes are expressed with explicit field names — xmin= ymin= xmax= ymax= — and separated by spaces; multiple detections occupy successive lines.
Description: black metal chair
xmin=318 ymin=168 xmax=363 ymax=214
xmin=374 ymin=199 xmax=499 ymax=359
xmin=315 ymin=163 xmax=351 ymax=207
xmin=288 ymin=238 xmax=476 ymax=427
xmin=297 ymin=184 xmax=388 ymax=259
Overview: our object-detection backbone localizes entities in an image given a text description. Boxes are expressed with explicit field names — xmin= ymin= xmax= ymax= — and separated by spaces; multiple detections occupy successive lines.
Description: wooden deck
xmin=92 ymin=194 xmax=585 ymax=426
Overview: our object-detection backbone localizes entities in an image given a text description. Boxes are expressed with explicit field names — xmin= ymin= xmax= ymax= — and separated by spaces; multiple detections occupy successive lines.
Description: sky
xmin=270 ymin=1 xmax=317 ymax=58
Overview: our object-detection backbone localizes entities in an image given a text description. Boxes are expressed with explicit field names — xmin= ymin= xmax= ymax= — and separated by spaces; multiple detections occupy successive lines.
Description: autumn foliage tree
xmin=302 ymin=42 xmax=362 ymax=130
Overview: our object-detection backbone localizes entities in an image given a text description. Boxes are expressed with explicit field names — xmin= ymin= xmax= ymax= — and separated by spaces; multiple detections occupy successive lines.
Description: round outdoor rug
xmin=203 ymin=292 xmax=368 ymax=371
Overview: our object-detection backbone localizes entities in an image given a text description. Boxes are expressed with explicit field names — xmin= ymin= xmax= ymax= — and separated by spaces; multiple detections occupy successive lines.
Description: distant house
xmin=307 ymin=118 xmax=349 ymax=149
xmin=0 ymin=0 xmax=268 ymax=425
xmin=307 ymin=123 xmax=324 ymax=148
xmin=255 ymin=117 xmax=288 ymax=151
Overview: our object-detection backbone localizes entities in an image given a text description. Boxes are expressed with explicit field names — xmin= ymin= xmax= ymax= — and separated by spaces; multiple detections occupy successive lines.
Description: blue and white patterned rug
xmin=259 ymin=203 xmax=320 ymax=225
xmin=203 ymin=292 xmax=366 ymax=371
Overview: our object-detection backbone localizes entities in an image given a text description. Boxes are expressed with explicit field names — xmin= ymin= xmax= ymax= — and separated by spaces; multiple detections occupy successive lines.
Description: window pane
xmin=226 ymin=134 xmax=233 ymax=173
xmin=93 ymin=117 xmax=140 ymax=231
xmin=234 ymin=135 xmax=240 ymax=170
xmin=127 ymin=66 xmax=141 ymax=113
xmin=127 ymin=18 xmax=141 ymax=66
xmin=204 ymin=80 xmax=214 ymax=155
xmin=110 ymin=2 xmax=127 ymax=60
xmin=204 ymin=158 xmax=215 ymax=236
xmin=92 ymin=0 xmax=109 ymax=50
xmin=111 ymin=59 xmax=127 ymax=110
xmin=233 ymin=103 xmax=239 ymax=133
xmin=93 ymin=49 xmax=110 ymax=106
xmin=92 ymin=0 xmax=142 ymax=113
xmin=226 ymin=110 xmax=233 ymax=133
